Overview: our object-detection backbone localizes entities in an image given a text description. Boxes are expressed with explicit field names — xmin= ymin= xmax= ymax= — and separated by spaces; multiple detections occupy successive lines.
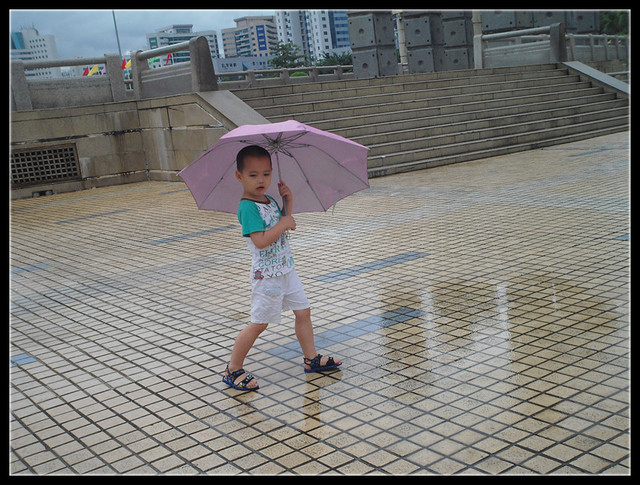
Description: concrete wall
xmin=10 ymin=90 xmax=268 ymax=199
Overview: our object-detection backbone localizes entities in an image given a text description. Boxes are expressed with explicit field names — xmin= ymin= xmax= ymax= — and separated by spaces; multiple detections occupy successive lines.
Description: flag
xmin=165 ymin=53 xmax=172 ymax=66
xmin=87 ymin=65 xmax=99 ymax=76
xmin=82 ymin=67 xmax=89 ymax=76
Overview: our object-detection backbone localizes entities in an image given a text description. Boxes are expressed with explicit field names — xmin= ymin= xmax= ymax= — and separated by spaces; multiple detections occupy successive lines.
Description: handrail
xmin=23 ymin=56 xmax=108 ymax=69
xmin=215 ymin=64 xmax=354 ymax=88
xmin=474 ymin=24 xmax=567 ymax=68
xmin=136 ymin=40 xmax=192 ymax=61
xmin=481 ymin=25 xmax=555 ymax=41
xmin=219 ymin=65 xmax=352 ymax=78
xmin=474 ymin=23 xmax=629 ymax=70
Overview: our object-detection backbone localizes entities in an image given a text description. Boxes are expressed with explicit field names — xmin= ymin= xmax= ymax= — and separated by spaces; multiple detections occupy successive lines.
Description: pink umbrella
xmin=178 ymin=120 xmax=370 ymax=214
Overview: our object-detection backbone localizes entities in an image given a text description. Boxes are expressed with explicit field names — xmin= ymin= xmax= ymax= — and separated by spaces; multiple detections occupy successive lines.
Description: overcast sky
xmin=10 ymin=9 xmax=276 ymax=59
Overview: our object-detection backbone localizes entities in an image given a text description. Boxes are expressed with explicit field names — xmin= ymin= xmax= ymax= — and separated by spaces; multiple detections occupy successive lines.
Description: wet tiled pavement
xmin=10 ymin=132 xmax=630 ymax=475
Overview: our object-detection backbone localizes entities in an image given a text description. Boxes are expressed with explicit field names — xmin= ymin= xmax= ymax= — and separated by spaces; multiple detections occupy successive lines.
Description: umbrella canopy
xmin=178 ymin=120 xmax=370 ymax=214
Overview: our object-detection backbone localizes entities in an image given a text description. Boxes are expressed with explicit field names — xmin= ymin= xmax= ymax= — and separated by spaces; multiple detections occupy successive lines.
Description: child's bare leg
xmin=228 ymin=323 xmax=267 ymax=388
xmin=293 ymin=308 xmax=341 ymax=369
xmin=293 ymin=308 xmax=317 ymax=359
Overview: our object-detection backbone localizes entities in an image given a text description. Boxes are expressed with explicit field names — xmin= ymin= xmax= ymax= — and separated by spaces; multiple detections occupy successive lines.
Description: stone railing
xmin=474 ymin=23 xmax=629 ymax=69
xmin=11 ymin=54 xmax=127 ymax=111
xmin=11 ymin=34 xmax=354 ymax=112
xmin=130 ymin=36 xmax=217 ymax=98
xmin=12 ymin=26 xmax=629 ymax=112
xmin=215 ymin=65 xmax=354 ymax=89
xmin=11 ymin=36 xmax=217 ymax=111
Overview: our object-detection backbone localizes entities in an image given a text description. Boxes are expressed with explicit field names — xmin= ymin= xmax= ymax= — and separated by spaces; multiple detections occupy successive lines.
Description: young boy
xmin=222 ymin=145 xmax=341 ymax=391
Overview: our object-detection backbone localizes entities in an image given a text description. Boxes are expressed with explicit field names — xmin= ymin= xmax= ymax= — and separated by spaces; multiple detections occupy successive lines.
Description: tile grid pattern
xmin=10 ymin=132 xmax=629 ymax=474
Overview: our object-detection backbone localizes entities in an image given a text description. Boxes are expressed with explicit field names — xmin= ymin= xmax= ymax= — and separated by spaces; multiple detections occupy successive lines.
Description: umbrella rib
xmin=199 ymin=161 xmax=236 ymax=209
xmin=302 ymin=142 xmax=370 ymax=187
xmin=261 ymin=132 xmax=307 ymax=153
xmin=270 ymin=131 xmax=369 ymax=187
xmin=278 ymin=135 xmax=369 ymax=212
xmin=181 ymin=126 xmax=368 ymax=213
xmin=287 ymin=151 xmax=331 ymax=212
xmin=189 ymin=137 xmax=244 ymax=209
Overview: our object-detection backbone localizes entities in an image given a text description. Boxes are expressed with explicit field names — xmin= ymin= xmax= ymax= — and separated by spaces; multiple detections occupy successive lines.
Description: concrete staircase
xmin=232 ymin=63 xmax=629 ymax=177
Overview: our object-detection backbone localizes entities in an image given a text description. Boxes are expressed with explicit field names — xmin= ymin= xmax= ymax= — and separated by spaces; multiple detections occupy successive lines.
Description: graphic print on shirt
xmin=239 ymin=197 xmax=294 ymax=280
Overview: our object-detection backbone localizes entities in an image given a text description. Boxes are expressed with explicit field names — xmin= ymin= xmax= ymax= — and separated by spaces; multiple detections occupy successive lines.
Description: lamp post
xmin=112 ymin=10 xmax=123 ymax=59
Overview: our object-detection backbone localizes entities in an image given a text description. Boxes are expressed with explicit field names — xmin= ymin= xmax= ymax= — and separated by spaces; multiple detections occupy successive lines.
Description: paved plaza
xmin=10 ymin=132 xmax=630 ymax=475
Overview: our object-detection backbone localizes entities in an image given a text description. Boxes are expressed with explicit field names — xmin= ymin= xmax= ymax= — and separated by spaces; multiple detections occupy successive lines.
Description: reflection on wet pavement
xmin=10 ymin=132 xmax=629 ymax=474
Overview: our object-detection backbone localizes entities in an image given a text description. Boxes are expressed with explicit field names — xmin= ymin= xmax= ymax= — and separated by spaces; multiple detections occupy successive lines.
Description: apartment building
xmin=146 ymin=24 xmax=220 ymax=64
xmin=10 ymin=26 xmax=61 ymax=78
xmin=221 ymin=16 xmax=278 ymax=58
xmin=275 ymin=10 xmax=351 ymax=62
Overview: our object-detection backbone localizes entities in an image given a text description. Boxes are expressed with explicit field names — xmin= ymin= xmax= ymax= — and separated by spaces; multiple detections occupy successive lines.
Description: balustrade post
xmin=105 ymin=54 xmax=126 ymax=102
xmin=10 ymin=60 xmax=32 ymax=111
xmin=473 ymin=34 xmax=484 ymax=69
xmin=189 ymin=36 xmax=217 ymax=92
xmin=549 ymin=23 xmax=567 ymax=63
xmin=131 ymin=50 xmax=147 ymax=100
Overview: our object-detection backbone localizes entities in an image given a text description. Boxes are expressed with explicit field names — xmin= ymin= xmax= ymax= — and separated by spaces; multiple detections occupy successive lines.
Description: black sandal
xmin=222 ymin=365 xmax=259 ymax=391
xmin=303 ymin=354 xmax=342 ymax=373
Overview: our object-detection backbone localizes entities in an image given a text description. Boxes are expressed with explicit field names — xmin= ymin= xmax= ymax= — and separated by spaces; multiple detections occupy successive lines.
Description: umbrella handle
xmin=274 ymin=152 xmax=289 ymax=216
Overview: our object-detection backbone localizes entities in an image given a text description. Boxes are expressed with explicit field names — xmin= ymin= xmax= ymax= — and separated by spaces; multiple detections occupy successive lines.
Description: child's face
xmin=236 ymin=155 xmax=272 ymax=200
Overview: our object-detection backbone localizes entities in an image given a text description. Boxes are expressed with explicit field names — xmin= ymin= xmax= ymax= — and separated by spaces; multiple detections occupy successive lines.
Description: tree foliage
xmin=269 ymin=43 xmax=306 ymax=69
xmin=316 ymin=51 xmax=353 ymax=66
xmin=600 ymin=11 xmax=629 ymax=35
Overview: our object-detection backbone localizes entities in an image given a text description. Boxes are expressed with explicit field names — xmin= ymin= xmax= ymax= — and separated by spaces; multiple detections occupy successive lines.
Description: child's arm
xmin=249 ymin=215 xmax=296 ymax=249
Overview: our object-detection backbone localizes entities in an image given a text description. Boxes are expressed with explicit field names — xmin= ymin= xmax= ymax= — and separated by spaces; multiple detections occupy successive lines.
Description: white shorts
xmin=250 ymin=269 xmax=310 ymax=325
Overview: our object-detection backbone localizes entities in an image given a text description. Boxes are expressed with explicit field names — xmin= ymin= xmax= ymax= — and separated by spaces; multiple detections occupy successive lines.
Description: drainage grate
xmin=11 ymin=144 xmax=81 ymax=187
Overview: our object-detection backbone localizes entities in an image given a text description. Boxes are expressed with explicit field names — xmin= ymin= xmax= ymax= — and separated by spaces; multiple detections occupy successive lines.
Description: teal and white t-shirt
xmin=237 ymin=195 xmax=294 ymax=280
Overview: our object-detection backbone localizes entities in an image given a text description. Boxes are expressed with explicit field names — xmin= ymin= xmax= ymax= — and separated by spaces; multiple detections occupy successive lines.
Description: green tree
xmin=600 ymin=11 xmax=629 ymax=35
xmin=269 ymin=43 xmax=306 ymax=69
xmin=316 ymin=51 xmax=353 ymax=66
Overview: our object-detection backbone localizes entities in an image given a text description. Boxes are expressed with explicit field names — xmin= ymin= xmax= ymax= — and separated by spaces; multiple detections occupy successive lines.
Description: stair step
xmin=268 ymin=86 xmax=608 ymax=125
xmin=253 ymin=76 xmax=586 ymax=118
xmin=368 ymin=124 xmax=628 ymax=177
xmin=232 ymin=63 xmax=628 ymax=179
xmin=352 ymin=103 xmax=629 ymax=149
xmin=232 ymin=63 xmax=560 ymax=100
xmin=240 ymin=68 xmax=572 ymax=108
xmin=332 ymin=96 xmax=625 ymax=140
xmin=255 ymin=80 xmax=595 ymax=120
xmin=367 ymin=115 xmax=629 ymax=169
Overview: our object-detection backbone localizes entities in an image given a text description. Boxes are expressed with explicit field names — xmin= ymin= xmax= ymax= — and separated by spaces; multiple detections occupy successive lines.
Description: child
xmin=222 ymin=145 xmax=341 ymax=391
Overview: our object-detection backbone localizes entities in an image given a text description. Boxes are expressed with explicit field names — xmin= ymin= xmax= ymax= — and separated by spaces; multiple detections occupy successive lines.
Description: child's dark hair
xmin=236 ymin=145 xmax=272 ymax=172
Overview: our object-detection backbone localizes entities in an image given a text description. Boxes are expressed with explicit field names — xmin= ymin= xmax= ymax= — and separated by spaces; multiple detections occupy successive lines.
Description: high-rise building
xmin=10 ymin=26 xmax=61 ymax=78
xmin=275 ymin=10 xmax=310 ymax=57
xmin=221 ymin=16 xmax=278 ymax=58
xmin=275 ymin=10 xmax=351 ymax=62
xmin=146 ymin=24 xmax=219 ymax=65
